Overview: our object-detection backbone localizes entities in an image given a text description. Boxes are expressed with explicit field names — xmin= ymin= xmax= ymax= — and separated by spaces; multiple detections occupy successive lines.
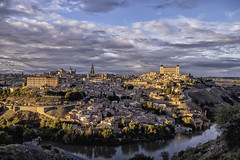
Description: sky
xmin=0 ymin=0 xmax=240 ymax=77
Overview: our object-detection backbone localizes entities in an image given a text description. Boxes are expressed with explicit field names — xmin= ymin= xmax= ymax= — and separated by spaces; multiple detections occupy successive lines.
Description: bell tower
xmin=160 ymin=65 xmax=164 ymax=74
xmin=176 ymin=65 xmax=179 ymax=74
xmin=90 ymin=63 xmax=95 ymax=74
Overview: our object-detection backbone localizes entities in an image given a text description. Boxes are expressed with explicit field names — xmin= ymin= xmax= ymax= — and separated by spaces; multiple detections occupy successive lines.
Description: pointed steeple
xmin=90 ymin=63 xmax=95 ymax=74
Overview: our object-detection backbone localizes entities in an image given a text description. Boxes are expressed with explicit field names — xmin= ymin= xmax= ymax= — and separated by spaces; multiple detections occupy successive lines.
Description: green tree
xmin=65 ymin=90 xmax=85 ymax=101
xmin=0 ymin=131 xmax=10 ymax=144
xmin=101 ymin=129 xmax=113 ymax=139
xmin=160 ymin=151 xmax=169 ymax=160
xmin=215 ymin=105 xmax=240 ymax=148
xmin=23 ymin=128 xmax=36 ymax=141
xmin=62 ymin=123 xmax=68 ymax=130
xmin=65 ymin=92 xmax=73 ymax=101
xmin=122 ymin=126 xmax=129 ymax=134
xmin=85 ymin=127 xmax=92 ymax=137
xmin=9 ymin=125 xmax=23 ymax=143
xmin=40 ymin=119 xmax=46 ymax=128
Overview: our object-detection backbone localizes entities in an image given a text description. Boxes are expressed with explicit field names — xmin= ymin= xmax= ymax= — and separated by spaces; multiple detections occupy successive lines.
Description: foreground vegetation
xmin=172 ymin=105 xmax=240 ymax=160
xmin=0 ymin=143 xmax=70 ymax=160
xmin=0 ymin=110 xmax=174 ymax=146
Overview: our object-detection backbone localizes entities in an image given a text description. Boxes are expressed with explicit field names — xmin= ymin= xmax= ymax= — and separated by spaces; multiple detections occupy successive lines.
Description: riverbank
xmin=44 ymin=124 xmax=221 ymax=160
xmin=171 ymin=134 xmax=239 ymax=160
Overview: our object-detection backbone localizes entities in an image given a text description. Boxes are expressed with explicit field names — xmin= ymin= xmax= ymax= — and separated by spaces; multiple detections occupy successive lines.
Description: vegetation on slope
xmin=0 ymin=87 xmax=85 ymax=106
xmin=0 ymin=110 xmax=174 ymax=146
xmin=172 ymin=105 xmax=240 ymax=160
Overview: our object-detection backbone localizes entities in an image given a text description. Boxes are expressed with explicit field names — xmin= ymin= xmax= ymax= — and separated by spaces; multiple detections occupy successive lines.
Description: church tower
xmin=160 ymin=65 xmax=164 ymax=74
xmin=90 ymin=63 xmax=95 ymax=74
xmin=176 ymin=65 xmax=179 ymax=74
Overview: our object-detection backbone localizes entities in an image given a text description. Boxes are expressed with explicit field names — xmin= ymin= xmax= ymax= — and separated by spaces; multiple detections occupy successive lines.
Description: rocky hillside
xmin=173 ymin=104 xmax=240 ymax=160
xmin=172 ymin=134 xmax=240 ymax=160
xmin=189 ymin=87 xmax=238 ymax=112
xmin=0 ymin=143 xmax=71 ymax=160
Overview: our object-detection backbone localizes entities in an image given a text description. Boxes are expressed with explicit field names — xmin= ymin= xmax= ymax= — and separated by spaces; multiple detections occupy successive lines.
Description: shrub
xmin=161 ymin=151 xmax=169 ymax=160
xmin=215 ymin=105 xmax=240 ymax=148
xmin=41 ymin=144 xmax=52 ymax=150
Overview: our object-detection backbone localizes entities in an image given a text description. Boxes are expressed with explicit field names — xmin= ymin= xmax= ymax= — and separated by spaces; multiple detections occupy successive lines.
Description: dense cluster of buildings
xmin=1 ymin=64 xmax=211 ymax=133
xmin=0 ymin=73 xmax=25 ymax=87
xmin=24 ymin=64 xmax=181 ymax=88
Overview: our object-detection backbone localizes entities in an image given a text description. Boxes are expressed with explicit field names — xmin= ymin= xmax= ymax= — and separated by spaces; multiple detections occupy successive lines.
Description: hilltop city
xmin=0 ymin=64 xmax=217 ymax=133
xmin=1 ymin=64 xmax=240 ymax=159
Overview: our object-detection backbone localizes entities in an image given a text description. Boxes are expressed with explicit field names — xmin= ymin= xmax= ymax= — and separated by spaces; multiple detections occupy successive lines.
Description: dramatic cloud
xmin=0 ymin=0 xmax=239 ymax=76
xmin=39 ymin=0 xmax=128 ymax=13
xmin=79 ymin=0 xmax=127 ymax=13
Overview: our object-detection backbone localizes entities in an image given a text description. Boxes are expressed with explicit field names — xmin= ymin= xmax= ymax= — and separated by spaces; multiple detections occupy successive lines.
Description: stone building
xmin=68 ymin=68 xmax=76 ymax=75
xmin=160 ymin=65 xmax=179 ymax=74
xmin=27 ymin=76 xmax=58 ymax=88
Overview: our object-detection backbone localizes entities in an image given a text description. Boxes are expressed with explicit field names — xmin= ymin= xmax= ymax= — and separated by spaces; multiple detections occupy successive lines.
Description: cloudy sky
xmin=0 ymin=0 xmax=239 ymax=77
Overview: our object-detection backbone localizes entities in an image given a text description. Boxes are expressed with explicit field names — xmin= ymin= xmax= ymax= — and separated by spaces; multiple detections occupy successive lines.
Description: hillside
xmin=46 ymin=105 xmax=74 ymax=118
xmin=172 ymin=104 xmax=240 ymax=160
xmin=0 ymin=143 xmax=71 ymax=160
xmin=172 ymin=135 xmax=240 ymax=160
xmin=189 ymin=87 xmax=238 ymax=113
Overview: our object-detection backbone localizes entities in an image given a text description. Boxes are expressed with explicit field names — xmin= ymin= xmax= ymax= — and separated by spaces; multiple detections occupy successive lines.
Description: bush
xmin=23 ymin=128 xmax=37 ymax=141
xmin=107 ymin=95 xmax=120 ymax=102
xmin=0 ymin=131 xmax=10 ymax=144
xmin=215 ymin=105 xmax=240 ymax=148
xmin=41 ymin=144 xmax=52 ymax=150
xmin=221 ymin=96 xmax=234 ymax=106
xmin=65 ymin=90 xmax=85 ymax=101
xmin=161 ymin=151 xmax=169 ymax=160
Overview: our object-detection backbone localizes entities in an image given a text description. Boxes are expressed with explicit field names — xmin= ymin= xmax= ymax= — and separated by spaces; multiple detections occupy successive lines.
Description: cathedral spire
xmin=90 ymin=63 xmax=95 ymax=74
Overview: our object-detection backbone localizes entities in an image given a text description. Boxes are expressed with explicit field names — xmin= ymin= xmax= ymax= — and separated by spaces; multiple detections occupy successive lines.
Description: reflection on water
xmin=121 ymin=144 xmax=139 ymax=155
xmin=140 ymin=142 xmax=163 ymax=154
xmin=93 ymin=146 xmax=116 ymax=159
xmin=46 ymin=124 xmax=221 ymax=160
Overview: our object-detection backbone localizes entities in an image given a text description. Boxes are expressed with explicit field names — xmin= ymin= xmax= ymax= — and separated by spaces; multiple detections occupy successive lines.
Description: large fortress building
xmin=160 ymin=65 xmax=179 ymax=75
xmin=27 ymin=76 xmax=58 ymax=88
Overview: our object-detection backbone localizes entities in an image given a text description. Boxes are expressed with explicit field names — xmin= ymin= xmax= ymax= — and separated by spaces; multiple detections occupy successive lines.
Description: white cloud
xmin=0 ymin=1 xmax=240 ymax=76
xmin=104 ymin=52 xmax=119 ymax=57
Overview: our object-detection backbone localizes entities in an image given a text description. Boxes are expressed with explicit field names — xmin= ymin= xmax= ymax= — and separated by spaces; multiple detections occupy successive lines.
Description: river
xmin=46 ymin=124 xmax=221 ymax=160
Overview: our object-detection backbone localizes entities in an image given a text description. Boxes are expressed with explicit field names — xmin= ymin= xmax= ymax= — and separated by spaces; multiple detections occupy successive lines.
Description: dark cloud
xmin=0 ymin=0 xmax=26 ymax=17
xmin=134 ymin=38 xmax=170 ymax=46
xmin=0 ymin=0 xmax=239 ymax=77
xmin=193 ymin=59 xmax=240 ymax=69
xmin=80 ymin=0 xmax=127 ymax=13
xmin=0 ymin=0 xmax=44 ymax=18
xmin=155 ymin=0 xmax=202 ymax=9
xmin=170 ymin=36 xmax=240 ymax=49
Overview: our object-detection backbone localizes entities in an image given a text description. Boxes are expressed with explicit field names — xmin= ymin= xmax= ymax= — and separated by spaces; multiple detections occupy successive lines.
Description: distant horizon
xmin=1 ymin=66 xmax=240 ymax=78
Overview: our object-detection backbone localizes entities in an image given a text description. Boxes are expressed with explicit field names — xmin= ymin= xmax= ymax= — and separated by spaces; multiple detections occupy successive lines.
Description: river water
xmin=46 ymin=124 xmax=221 ymax=160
